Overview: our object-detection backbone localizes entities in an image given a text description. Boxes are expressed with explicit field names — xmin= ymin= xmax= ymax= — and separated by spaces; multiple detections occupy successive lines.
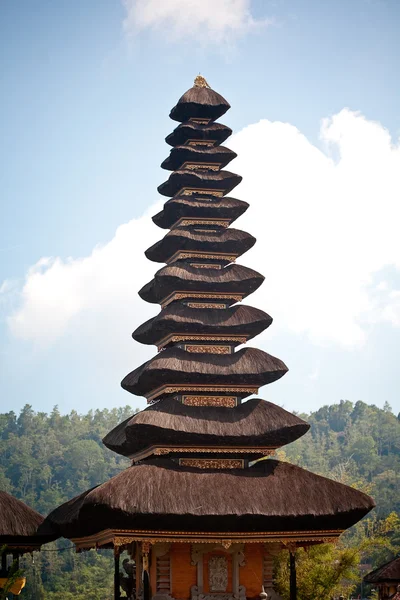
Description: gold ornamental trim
xmin=153 ymin=447 xmax=274 ymax=456
xmin=167 ymin=250 xmax=237 ymax=264
xmin=184 ymin=344 xmax=231 ymax=354
xmin=186 ymin=140 xmax=215 ymax=148
xmin=190 ymin=263 xmax=221 ymax=269
xmin=179 ymin=188 xmax=224 ymax=198
xmin=183 ymin=163 xmax=220 ymax=172
xmin=161 ymin=291 xmax=243 ymax=308
xmin=194 ymin=75 xmax=211 ymax=88
xmin=179 ymin=459 xmax=245 ymax=469
xmin=71 ymin=528 xmax=345 ymax=551
xmin=157 ymin=334 xmax=247 ymax=351
xmin=187 ymin=302 xmax=226 ymax=309
xmin=172 ymin=217 xmax=231 ymax=229
xmin=182 ymin=395 xmax=238 ymax=407
xmin=147 ymin=384 xmax=258 ymax=403
xmin=188 ymin=117 xmax=211 ymax=124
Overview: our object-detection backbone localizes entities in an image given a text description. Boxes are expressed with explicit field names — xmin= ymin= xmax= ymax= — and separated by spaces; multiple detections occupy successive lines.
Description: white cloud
xmin=122 ymin=0 xmax=271 ymax=44
xmin=2 ymin=109 xmax=400 ymax=353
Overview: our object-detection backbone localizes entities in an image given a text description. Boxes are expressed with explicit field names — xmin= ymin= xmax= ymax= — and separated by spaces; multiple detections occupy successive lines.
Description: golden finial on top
xmin=194 ymin=74 xmax=210 ymax=88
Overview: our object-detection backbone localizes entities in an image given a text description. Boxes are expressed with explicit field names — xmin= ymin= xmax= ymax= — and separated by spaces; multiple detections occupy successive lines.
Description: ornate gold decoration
xmin=72 ymin=528 xmax=345 ymax=552
xmin=186 ymin=140 xmax=215 ymax=147
xmin=179 ymin=459 xmax=244 ymax=469
xmin=161 ymin=291 xmax=243 ymax=308
xmin=180 ymin=188 xmax=224 ymax=198
xmin=153 ymin=447 xmax=273 ymax=456
xmin=189 ymin=118 xmax=210 ymax=124
xmin=185 ymin=344 xmax=231 ymax=354
xmin=182 ymin=396 xmax=237 ymax=407
xmin=193 ymin=228 xmax=218 ymax=232
xmin=172 ymin=217 xmax=231 ymax=229
xmin=114 ymin=536 xmax=136 ymax=548
xmin=190 ymin=263 xmax=222 ymax=269
xmin=147 ymin=384 xmax=258 ymax=402
xmin=184 ymin=163 xmax=220 ymax=172
xmin=187 ymin=302 xmax=226 ymax=309
xmin=167 ymin=251 xmax=237 ymax=264
xmin=157 ymin=334 xmax=246 ymax=350
xmin=194 ymin=75 xmax=211 ymax=88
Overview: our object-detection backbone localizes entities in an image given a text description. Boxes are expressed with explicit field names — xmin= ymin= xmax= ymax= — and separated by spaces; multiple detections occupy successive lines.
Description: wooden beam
xmin=289 ymin=551 xmax=297 ymax=600
xmin=114 ymin=548 xmax=120 ymax=600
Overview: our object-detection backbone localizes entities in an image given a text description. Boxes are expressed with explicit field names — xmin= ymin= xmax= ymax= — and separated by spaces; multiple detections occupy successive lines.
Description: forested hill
xmin=0 ymin=399 xmax=399 ymax=518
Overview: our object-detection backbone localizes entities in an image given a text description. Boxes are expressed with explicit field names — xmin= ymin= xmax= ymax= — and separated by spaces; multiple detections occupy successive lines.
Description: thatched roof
xmin=138 ymin=263 xmax=264 ymax=305
xmin=166 ymin=121 xmax=232 ymax=147
xmin=44 ymin=458 xmax=375 ymax=538
xmin=364 ymin=557 xmax=400 ymax=584
xmin=121 ymin=347 xmax=288 ymax=398
xmin=158 ymin=170 xmax=242 ymax=198
xmin=145 ymin=227 xmax=256 ymax=263
xmin=161 ymin=145 xmax=236 ymax=171
xmin=102 ymin=398 xmax=310 ymax=457
xmin=132 ymin=304 xmax=272 ymax=346
xmin=0 ymin=491 xmax=53 ymax=549
xmin=170 ymin=85 xmax=230 ymax=122
xmin=152 ymin=196 xmax=249 ymax=229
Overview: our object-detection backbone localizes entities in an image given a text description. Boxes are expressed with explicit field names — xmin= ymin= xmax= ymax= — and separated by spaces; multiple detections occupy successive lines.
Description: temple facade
xmin=45 ymin=77 xmax=375 ymax=600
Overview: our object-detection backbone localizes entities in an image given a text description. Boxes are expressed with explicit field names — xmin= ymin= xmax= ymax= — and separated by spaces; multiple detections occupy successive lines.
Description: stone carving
xmin=209 ymin=556 xmax=228 ymax=591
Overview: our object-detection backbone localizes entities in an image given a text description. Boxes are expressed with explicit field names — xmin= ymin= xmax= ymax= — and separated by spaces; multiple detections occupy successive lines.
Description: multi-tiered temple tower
xmin=46 ymin=77 xmax=375 ymax=600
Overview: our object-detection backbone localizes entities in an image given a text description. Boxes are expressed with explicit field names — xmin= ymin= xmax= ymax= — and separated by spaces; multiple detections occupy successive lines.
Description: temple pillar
xmin=289 ymin=551 xmax=297 ymax=600
xmin=114 ymin=548 xmax=120 ymax=600
xmin=142 ymin=542 xmax=151 ymax=600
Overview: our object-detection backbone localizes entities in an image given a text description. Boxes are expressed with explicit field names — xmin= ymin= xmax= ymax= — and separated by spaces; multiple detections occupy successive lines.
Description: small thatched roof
xmin=138 ymin=263 xmax=264 ymax=305
xmin=132 ymin=303 xmax=272 ymax=346
xmin=364 ymin=557 xmax=400 ymax=584
xmin=145 ymin=227 xmax=255 ymax=263
xmin=44 ymin=458 xmax=375 ymax=539
xmin=102 ymin=398 xmax=310 ymax=457
xmin=121 ymin=347 xmax=288 ymax=398
xmin=169 ymin=84 xmax=230 ymax=122
xmin=161 ymin=145 xmax=236 ymax=171
xmin=0 ymin=490 xmax=53 ymax=550
xmin=166 ymin=121 xmax=232 ymax=147
xmin=152 ymin=196 xmax=249 ymax=229
xmin=158 ymin=169 xmax=242 ymax=198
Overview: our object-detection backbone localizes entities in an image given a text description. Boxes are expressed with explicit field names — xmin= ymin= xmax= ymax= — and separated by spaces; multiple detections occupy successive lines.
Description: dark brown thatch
xmin=138 ymin=263 xmax=264 ymax=304
xmin=364 ymin=557 xmax=400 ymax=584
xmin=145 ymin=227 xmax=255 ymax=263
xmin=0 ymin=490 xmax=53 ymax=549
xmin=158 ymin=170 xmax=242 ymax=198
xmin=161 ymin=145 xmax=236 ymax=171
xmin=166 ymin=121 xmax=232 ymax=147
xmin=152 ymin=196 xmax=249 ymax=229
xmin=170 ymin=86 xmax=230 ymax=122
xmin=44 ymin=458 xmax=375 ymax=538
xmin=121 ymin=347 xmax=288 ymax=397
xmin=102 ymin=398 xmax=310 ymax=457
xmin=132 ymin=303 xmax=272 ymax=345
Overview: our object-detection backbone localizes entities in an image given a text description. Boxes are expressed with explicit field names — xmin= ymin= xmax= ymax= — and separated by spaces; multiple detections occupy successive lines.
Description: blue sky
xmin=1 ymin=0 xmax=400 ymax=416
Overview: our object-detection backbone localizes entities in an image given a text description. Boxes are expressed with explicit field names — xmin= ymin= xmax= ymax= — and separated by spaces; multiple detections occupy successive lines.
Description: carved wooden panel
xmin=179 ymin=459 xmax=244 ymax=469
xmin=182 ymin=396 xmax=237 ymax=407
xmin=156 ymin=551 xmax=171 ymax=594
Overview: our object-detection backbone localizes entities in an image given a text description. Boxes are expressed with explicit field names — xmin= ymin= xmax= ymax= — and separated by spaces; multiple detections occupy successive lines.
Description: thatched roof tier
xmin=132 ymin=304 xmax=272 ymax=346
xmin=157 ymin=170 xmax=242 ymax=197
xmin=44 ymin=458 xmax=375 ymax=539
xmin=364 ymin=557 xmax=400 ymax=584
xmin=166 ymin=121 xmax=232 ymax=147
xmin=102 ymin=398 xmax=309 ymax=458
xmin=0 ymin=491 xmax=53 ymax=550
xmin=161 ymin=145 xmax=236 ymax=171
xmin=152 ymin=196 xmax=249 ymax=229
xmin=145 ymin=227 xmax=255 ymax=263
xmin=169 ymin=82 xmax=230 ymax=122
xmin=121 ymin=347 xmax=288 ymax=398
xmin=138 ymin=263 xmax=264 ymax=305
